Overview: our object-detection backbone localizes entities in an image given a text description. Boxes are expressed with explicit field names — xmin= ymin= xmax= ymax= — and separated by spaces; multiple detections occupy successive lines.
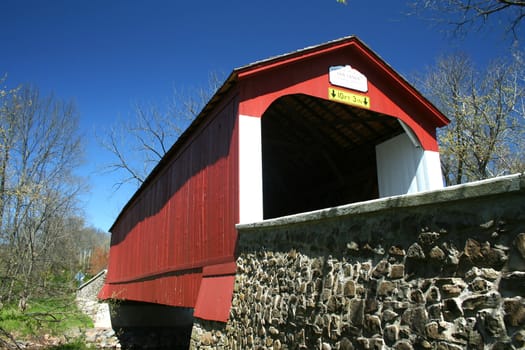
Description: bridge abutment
xmin=191 ymin=174 xmax=525 ymax=349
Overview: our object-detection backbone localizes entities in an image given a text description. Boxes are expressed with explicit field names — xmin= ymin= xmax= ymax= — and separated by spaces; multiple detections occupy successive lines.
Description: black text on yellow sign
xmin=328 ymin=88 xmax=371 ymax=109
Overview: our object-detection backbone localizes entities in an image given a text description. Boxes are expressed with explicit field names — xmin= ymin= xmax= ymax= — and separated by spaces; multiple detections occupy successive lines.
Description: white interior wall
xmin=376 ymin=132 xmax=444 ymax=198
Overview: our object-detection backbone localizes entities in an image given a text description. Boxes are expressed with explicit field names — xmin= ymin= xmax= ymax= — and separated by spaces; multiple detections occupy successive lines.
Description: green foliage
xmin=0 ymin=76 xmax=107 ymax=350
xmin=48 ymin=339 xmax=91 ymax=350
xmin=0 ymin=295 xmax=92 ymax=338
xmin=47 ymin=340 xmax=91 ymax=350
xmin=0 ymin=81 xmax=93 ymax=306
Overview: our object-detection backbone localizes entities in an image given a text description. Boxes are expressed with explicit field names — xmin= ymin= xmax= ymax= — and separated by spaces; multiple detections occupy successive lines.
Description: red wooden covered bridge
xmin=99 ymin=36 xmax=449 ymax=323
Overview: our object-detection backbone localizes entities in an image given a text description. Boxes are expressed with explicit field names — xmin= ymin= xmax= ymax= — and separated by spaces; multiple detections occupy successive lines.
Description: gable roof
xmin=110 ymin=35 xmax=448 ymax=231
xmin=233 ymin=35 xmax=448 ymax=125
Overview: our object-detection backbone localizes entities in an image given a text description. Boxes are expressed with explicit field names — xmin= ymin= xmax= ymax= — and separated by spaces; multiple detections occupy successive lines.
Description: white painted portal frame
xmin=238 ymin=114 xmax=264 ymax=223
xmin=239 ymin=116 xmax=445 ymax=222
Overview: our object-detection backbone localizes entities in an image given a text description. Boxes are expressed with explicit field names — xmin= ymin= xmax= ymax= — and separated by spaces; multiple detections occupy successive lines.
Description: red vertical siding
xmin=100 ymin=36 xmax=448 ymax=318
xmin=100 ymin=93 xmax=239 ymax=308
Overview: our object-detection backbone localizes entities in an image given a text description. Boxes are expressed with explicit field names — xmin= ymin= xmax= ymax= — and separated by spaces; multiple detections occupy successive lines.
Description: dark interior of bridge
xmin=261 ymin=94 xmax=403 ymax=219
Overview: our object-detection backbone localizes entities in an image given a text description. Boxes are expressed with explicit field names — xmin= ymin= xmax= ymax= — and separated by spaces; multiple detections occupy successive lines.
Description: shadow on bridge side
xmin=110 ymin=301 xmax=193 ymax=349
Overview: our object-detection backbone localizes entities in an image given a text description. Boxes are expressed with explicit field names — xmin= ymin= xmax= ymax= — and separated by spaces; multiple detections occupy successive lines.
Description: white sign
xmin=329 ymin=65 xmax=368 ymax=93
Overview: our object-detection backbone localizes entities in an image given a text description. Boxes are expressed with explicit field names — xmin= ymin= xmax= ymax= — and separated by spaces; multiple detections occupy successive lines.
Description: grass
xmin=0 ymin=294 xmax=93 ymax=348
xmin=47 ymin=340 xmax=92 ymax=350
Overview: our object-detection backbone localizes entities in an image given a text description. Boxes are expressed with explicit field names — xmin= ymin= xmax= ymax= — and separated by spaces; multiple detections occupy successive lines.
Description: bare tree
xmin=411 ymin=0 xmax=525 ymax=38
xmin=100 ymin=72 xmax=223 ymax=189
xmin=0 ymin=84 xmax=85 ymax=302
xmin=415 ymin=52 xmax=525 ymax=185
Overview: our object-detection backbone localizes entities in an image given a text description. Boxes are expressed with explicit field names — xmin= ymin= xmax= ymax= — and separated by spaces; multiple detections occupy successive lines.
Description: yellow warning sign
xmin=328 ymin=87 xmax=371 ymax=109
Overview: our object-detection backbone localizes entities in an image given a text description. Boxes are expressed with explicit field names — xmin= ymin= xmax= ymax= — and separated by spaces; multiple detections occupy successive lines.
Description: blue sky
xmin=0 ymin=0 xmax=516 ymax=232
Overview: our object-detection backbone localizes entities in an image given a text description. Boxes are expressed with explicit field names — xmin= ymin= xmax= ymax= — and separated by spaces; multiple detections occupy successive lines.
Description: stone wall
xmin=76 ymin=269 xmax=112 ymax=328
xmin=191 ymin=174 xmax=525 ymax=350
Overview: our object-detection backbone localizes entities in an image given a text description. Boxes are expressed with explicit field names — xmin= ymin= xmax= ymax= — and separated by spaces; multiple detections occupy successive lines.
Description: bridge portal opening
xmin=261 ymin=94 xmax=404 ymax=219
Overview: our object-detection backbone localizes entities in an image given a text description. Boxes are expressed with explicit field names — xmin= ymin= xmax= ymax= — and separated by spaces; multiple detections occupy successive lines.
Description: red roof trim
xmin=236 ymin=35 xmax=449 ymax=127
xmin=236 ymin=38 xmax=352 ymax=78
xmin=352 ymin=41 xmax=449 ymax=127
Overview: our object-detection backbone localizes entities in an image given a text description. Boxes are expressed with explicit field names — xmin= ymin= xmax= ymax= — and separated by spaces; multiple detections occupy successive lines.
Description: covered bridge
xmin=99 ymin=36 xmax=449 ymax=323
